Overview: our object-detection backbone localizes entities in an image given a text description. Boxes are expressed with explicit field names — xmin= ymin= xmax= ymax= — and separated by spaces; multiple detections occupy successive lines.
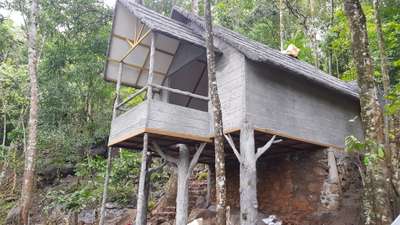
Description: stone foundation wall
xmin=225 ymin=149 xmax=362 ymax=225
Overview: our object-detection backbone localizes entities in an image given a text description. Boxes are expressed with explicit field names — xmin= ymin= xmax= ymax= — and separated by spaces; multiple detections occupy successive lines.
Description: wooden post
xmin=224 ymin=121 xmax=280 ymax=225
xmin=239 ymin=122 xmax=258 ymax=225
xmin=99 ymin=147 xmax=112 ymax=225
xmin=147 ymin=32 xmax=156 ymax=100
xmin=176 ymin=144 xmax=190 ymax=225
xmin=136 ymin=133 xmax=151 ymax=225
xmin=152 ymin=142 xmax=206 ymax=225
xmin=112 ymin=63 xmax=123 ymax=118
xmin=99 ymin=61 xmax=123 ymax=225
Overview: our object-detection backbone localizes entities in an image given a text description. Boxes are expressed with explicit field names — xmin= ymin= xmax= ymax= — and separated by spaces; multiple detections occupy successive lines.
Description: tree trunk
xmin=239 ymin=122 xmax=258 ymax=225
xmin=19 ymin=0 xmax=39 ymax=223
xmin=152 ymin=143 xmax=205 ymax=225
xmin=328 ymin=0 xmax=334 ymax=76
xmin=204 ymin=1 xmax=226 ymax=224
xmin=372 ymin=0 xmax=390 ymax=97
xmin=176 ymin=144 xmax=190 ymax=225
xmin=206 ymin=163 xmax=216 ymax=206
xmin=372 ymin=0 xmax=400 ymax=215
xmin=2 ymin=108 xmax=6 ymax=146
xmin=192 ymin=0 xmax=199 ymax=15
xmin=344 ymin=0 xmax=392 ymax=224
xmin=309 ymin=0 xmax=319 ymax=68
xmin=373 ymin=0 xmax=391 ymax=152
xmin=134 ymin=0 xmax=143 ymax=4
xmin=99 ymin=148 xmax=113 ymax=225
xmin=279 ymin=0 xmax=284 ymax=51
xmin=136 ymin=133 xmax=151 ymax=225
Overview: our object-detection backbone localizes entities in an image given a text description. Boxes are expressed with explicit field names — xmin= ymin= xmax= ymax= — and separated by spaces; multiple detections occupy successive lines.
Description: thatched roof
xmin=171 ymin=7 xmax=360 ymax=99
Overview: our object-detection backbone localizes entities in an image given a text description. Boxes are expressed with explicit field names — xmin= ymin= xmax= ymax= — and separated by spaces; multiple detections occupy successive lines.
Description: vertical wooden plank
xmin=239 ymin=121 xmax=258 ymax=225
xmin=147 ymin=32 xmax=156 ymax=100
xmin=135 ymin=133 xmax=150 ymax=225
xmin=112 ymin=62 xmax=123 ymax=119
xmin=175 ymin=144 xmax=190 ymax=225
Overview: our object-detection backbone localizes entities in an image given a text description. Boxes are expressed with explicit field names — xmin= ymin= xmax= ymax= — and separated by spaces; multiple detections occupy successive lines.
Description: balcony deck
xmin=108 ymin=99 xmax=211 ymax=149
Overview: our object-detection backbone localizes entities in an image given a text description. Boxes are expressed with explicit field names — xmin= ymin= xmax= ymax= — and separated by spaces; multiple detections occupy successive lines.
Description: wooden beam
xmin=147 ymin=32 xmax=156 ymax=99
xmin=108 ymin=126 xmax=212 ymax=147
xmin=150 ymin=84 xmax=209 ymax=101
xmin=117 ymin=86 xmax=148 ymax=109
xmin=113 ymin=33 xmax=175 ymax=57
xmin=135 ymin=49 xmax=150 ymax=87
xmin=112 ymin=63 xmax=123 ymax=119
xmin=185 ymin=64 xmax=207 ymax=107
xmin=136 ymin=23 xmax=145 ymax=43
xmin=107 ymin=58 xmax=166 ymax=76
xmin=120 ymin=29 xmax=151 ymax=62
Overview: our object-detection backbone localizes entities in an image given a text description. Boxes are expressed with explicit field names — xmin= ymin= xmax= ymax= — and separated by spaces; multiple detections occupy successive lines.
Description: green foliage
xmin=345 ymin=136 xmax=386 ymax=165
xmin=385 ymin=83 xmax=400 ymax=115
xmin=45 ymin=149 xmax=141 ymax=211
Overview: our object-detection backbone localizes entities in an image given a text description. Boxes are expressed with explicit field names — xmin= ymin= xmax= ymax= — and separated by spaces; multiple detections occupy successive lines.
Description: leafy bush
xmin=45 ymin=149 xmax=141 ymax=211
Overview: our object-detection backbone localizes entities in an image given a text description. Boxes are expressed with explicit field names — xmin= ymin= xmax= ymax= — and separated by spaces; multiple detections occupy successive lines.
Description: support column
xmin=320 ymin=148 xmax=340 ymax=210
xmin=146 ymin=32 xmax=156 ymax=100
xmin=239 ymin=123 xmax=258 ymax=225
xmin=152 ymin=142 xmax=206 ymax=225
xmin=136 ymin=133 xmax=151 ymax=225
xmin=176 ymin=144 xmax=190 ymax=225
xmin=224 ymin=121 xmax=279 ymax=225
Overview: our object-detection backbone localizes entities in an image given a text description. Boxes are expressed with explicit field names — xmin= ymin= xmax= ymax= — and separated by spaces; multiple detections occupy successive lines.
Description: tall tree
xmin=279 ymin=0 xmax=284 ymax=51
xmin=204 ymin=0 xmax=226 ymax=224
xmin=19 ymin=0 xmax=39 ymax=223
xmin=344 ymin=0 xmax=392 ymax=224
xmin=192 ymin=0 xmax=199 ymax=15
xmin=372 ymin=0 xmax=391 ymax=143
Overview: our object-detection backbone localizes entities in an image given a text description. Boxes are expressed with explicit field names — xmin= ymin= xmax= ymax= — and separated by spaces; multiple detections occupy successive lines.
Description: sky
xmin=0 ymin=0 xmax=116 ymax=26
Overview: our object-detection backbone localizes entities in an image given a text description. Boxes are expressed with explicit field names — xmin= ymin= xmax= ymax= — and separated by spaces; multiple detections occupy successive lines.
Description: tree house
xmin=103 ymin=1 xmax=364 ymax=224
xmin=105 ymin=0 xmax=362 ymax=158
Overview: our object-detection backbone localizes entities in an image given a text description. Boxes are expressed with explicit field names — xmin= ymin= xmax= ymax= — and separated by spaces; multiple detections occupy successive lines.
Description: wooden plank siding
xmin=108 ymin=99 xmax=211 ymax=146
xmin=147 ymin=100 xmax=210 ymax=137
xmin=212 ymin=38 xmax=246 ymax=133
xmin=244 ymin=59 xmax=363 ymax=148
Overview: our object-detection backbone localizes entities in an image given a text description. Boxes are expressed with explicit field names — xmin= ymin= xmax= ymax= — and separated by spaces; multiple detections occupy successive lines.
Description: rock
xmin=43 ymin=207 xmax=77 ymax=225
xmin=37 ymin=164 xmax=75 ymax=186
xmin=5 ymin=206 xmax=21 ymax=225
xmin=188 ymin=218 xmax=203 ymax=225
xmin=188 ymin=208 xmax=216 ymax=222
xmin=262 ymin=215 xmax=282 ymax=225
xmin=160 ymin=222 xmax=173 ymax=225
xmin=78 ymin=209 xmax=96 ymax=225
xmin=103 ymin=208 xmax=135 ymax=225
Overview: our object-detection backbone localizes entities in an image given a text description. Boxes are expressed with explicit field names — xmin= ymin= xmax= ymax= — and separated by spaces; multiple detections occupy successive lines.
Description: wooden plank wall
xmin=147 ymin=100 xmax=210 ymax=137
xmin=109 ymin=100 xmax=149 ymax=145
xmin=109 ymin=99 xmax=210 ymax=145
xmin=213 ymin=39 xmax=246 ymax=133
xmin=244 ymin=60 xmax=363 ymax=148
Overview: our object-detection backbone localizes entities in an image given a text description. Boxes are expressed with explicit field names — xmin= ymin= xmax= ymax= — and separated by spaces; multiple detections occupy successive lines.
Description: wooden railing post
xmin=112 ymin=62 xmax=123 ymax=119
xmin=146 ymin=32 xmax=156 ymax=100
xmin=135 ymin=133 xmax=151 ymax=225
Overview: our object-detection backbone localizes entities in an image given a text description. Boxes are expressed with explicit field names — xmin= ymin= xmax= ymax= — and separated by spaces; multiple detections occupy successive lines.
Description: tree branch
xmin=151 ymin=141 xmax=178 ymax=165
xmin=224 ymin=134 xmax=242 ymax=163
xmin=187 ymin=143 xmax=207 ymax=180
xmin=149 ymin=160 xmax=167 ymax=174
xmin=256 ymin=135 xmax=281 ymax=160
